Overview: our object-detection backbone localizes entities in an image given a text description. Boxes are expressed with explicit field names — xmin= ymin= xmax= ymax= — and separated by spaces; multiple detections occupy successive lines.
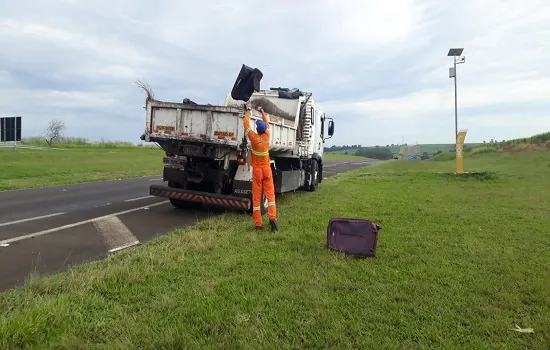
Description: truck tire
xmin=246 ymin=191 xmax=268 ymax=215
xmin=307 ymin=161 xmax=319 ymax=192
xmin=168 ymin=182 xmax=202 ymax=209
xmin=170 ymin=198 xmax=201 ymax=209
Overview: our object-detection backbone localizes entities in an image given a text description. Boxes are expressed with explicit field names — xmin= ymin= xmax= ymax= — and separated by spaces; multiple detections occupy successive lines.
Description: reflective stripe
xmin=245 ymin=128 xmax=252 ymax=134
xmin=251 ymin=149 xmax=269 ymax=156
xmin=252 ymin=206 xmax=261 ymax=211
xmin=267 ymin=202 xmax=276 ymax=207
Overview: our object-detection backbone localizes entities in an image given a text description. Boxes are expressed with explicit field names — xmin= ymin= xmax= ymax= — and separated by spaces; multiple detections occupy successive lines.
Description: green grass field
xmin=0 ymin=146 xmax=163 ymax=191
xmin=1 ymin=149 xmax=549 ymax=349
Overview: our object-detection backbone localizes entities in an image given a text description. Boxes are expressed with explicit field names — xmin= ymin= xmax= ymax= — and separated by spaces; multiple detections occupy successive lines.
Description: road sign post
xmin=456 ymin=129 xmax=468 ymax=174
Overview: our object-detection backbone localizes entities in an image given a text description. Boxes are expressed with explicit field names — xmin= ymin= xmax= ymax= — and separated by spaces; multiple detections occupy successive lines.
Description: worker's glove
xmin=245 ymin=103 xmax=251 ymax=111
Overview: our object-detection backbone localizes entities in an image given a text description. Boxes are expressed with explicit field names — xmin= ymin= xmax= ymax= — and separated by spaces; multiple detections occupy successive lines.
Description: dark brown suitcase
xmin=326 ymin=218 xmax=381 ymax=257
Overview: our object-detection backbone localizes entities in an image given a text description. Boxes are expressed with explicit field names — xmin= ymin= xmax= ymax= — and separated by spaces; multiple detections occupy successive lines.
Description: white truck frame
xmin=141 ymin=87 xmax=335 ymax=213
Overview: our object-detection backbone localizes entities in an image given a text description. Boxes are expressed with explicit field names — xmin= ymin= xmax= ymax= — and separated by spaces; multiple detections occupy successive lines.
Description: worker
xmin=243 ymin=103 xmax=278 ymax=232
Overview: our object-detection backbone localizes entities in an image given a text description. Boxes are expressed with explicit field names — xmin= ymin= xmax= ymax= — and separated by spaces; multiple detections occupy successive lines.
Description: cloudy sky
xmin=1 ymin=0 xmax=549 ymax=147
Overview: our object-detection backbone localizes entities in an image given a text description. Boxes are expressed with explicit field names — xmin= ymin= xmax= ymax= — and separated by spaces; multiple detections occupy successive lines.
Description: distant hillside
xmin=325 ymin=143 xmax=481 ymax=155
xmin=325 ymin=143 xmax=482 ymax=156
xmin=432 ymin=131 xmax=550 ymax=161
xmin=485 ymin=132 xmax=550 ymax=148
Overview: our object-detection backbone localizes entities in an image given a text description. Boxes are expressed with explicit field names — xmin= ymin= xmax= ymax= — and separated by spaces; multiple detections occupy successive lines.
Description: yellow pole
xmin=456 ymin=129 xmax=468 ymax=174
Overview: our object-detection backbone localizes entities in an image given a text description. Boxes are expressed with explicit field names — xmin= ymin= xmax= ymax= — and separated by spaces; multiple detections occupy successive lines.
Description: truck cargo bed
xmin=144 ymin=100 xmax=298 ymax=152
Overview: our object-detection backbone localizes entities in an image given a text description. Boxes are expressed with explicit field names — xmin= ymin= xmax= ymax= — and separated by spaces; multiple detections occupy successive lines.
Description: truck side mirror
xmin=328 ymin=120 xmax=335 ymax=136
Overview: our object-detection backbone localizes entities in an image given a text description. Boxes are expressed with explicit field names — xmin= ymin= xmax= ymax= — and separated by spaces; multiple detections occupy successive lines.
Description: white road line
xmin=124 ymin=195 xmax=154 ymax=202
xmin=108 ymin=241 xmax=140 ymax=253
xmin=93 ymin=216 xmax=140 ymax=253
xmin=0 ymin=212 xmax=66 ymax=228
xmin=148 ymin=178 xmax=162 ymax=181
xmin=0 ymin=201 xmax=169 ymax=246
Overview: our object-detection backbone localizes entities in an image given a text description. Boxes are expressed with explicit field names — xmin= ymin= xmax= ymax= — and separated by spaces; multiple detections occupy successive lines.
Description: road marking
xmin=108 ymin=241 xmax=140 ymax=253
xmin=0 ymin=201 xmax=169 ymax=246
xmin=148 ymin=178 xmax=162 ymax=181
xmin=124 ymin=195 xmax=154 ymax=202
xmin=0 ymin=212 xmax=66 ymax=228
xmin=93 ymin=215 xmax=140 ymax=253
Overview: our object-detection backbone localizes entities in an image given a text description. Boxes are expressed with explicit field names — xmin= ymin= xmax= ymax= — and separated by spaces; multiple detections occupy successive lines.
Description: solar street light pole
xmin=448 ymin=48 xmax=465 ymax=143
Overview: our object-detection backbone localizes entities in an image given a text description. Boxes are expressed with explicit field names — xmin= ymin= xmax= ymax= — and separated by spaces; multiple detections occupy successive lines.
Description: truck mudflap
xmin=149 ymin=184 xmax=251 ymax=210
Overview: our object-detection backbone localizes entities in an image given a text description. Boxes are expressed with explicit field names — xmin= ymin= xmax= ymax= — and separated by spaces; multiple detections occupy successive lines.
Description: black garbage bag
xmin=278 ymin=88 xmax=303 ymax=99
xmin=230 ymin=64 xmax=263 ymax=102
xmin=182 ymin=98 xmax=197 ymax=105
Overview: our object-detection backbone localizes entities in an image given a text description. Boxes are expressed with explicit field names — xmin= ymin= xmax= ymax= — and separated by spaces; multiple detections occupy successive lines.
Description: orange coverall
xmin=243 ymin=109 xmax=277 ymax=228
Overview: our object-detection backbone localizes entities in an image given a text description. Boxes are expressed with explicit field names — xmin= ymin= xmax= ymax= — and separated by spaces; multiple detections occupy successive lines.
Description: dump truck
xmin=140 ymin=87 xmax=335 ymax=214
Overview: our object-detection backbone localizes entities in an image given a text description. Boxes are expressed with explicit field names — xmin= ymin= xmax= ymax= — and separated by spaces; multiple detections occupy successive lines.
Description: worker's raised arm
xmin=243 ymin=105 xmax=257 ymax=141
xmin=260 ymin=108 xmax=270 ymax=135
xmin=243 ymin=110 xmax=251 ymax=134
xmin=260 ymin=108 xmax=269 ymax=125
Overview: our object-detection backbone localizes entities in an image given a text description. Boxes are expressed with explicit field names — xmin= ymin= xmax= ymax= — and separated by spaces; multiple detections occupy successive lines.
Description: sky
xmin=1 ymin=0 xmax=549 ymax=147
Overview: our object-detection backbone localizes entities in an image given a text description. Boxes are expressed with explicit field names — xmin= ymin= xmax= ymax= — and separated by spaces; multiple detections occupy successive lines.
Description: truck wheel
xmin=170 ymin=198 xmax=201 ymax=209
xmin=246 ymin=191 xmax=268 ymax=215
xmin=307 ymin=161 xmax=319 ymax=192
xmin=167 ymin=182 xmax=202 ymax=209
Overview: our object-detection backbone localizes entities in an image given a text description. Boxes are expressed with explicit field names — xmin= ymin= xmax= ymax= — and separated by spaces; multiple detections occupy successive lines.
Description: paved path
xmin=0 ymin=159 xmax=376 ymax=291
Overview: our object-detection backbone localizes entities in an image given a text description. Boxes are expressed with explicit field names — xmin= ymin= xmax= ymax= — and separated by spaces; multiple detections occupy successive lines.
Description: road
xmin=0 ymin=159 xmax=375 ymax=291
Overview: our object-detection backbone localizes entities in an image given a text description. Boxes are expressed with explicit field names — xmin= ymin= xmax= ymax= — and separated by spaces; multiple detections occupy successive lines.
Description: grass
xmin=1 ymin=149 xmax=549 ymax=349
xmin=0 ymin=146 xmax=163 ymax=191
xmin=17 ymin=136 xmax=147 ymax=149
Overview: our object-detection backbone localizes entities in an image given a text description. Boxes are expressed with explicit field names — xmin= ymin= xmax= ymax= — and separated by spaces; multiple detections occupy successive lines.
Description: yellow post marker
xmin=456 ymin=129 xmax=468 ymax=174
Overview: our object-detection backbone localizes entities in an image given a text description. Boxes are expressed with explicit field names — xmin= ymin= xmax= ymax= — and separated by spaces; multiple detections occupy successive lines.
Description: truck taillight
xmin=237 ymin=154 xmax=245 ymax=165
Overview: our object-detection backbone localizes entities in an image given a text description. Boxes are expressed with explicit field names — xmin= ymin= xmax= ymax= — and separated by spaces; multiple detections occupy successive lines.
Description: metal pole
xmin=454 ymin=57 xmax=458 ymax=143
xmin=14 ymin=117 xmax=17 ymax=149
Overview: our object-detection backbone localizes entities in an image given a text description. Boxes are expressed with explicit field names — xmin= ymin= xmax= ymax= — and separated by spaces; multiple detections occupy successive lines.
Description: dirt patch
xmin=500 ymin=143 xmax=550 ymax=153
xmin=501 ymin=143 xmax=540 ymax=153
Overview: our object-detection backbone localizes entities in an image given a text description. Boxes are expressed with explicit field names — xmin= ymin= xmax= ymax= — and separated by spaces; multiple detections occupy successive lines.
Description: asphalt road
xmin=0 ymin=159 xmax=376 ymax=292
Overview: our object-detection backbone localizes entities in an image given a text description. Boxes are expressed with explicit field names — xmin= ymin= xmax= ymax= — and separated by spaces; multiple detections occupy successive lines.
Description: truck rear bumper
xmin=149 ymin=184 xmax=251 ymax=210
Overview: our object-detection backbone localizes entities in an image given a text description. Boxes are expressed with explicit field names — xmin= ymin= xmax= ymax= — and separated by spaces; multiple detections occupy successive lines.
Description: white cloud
xmin=329 ymin=77 xmax=550 ymax=119
xmin=0 ymin=0 xmax=549 ymax=146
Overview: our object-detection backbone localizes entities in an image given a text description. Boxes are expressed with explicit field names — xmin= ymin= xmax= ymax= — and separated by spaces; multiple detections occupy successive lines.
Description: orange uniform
xmin=243 ymin=109 xmax=277 ymax=230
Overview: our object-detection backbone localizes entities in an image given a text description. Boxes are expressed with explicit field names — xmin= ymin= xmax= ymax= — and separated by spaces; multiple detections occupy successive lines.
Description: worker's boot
xmin=255 ymin=226 xmax=263 ymax=231
xmin=269 ymin=219 xmax=278 ymax=233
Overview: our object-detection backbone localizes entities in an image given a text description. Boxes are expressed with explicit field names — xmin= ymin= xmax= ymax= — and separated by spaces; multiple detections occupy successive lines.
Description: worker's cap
xmin=256 ymin=120 xmax=267 ymax=134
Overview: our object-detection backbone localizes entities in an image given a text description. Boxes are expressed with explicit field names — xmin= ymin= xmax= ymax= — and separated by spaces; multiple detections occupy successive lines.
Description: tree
xmin=45 ymin=119 xmax=65 ymax=146
xmin=355 ymin=146 xmax=393 ymax=160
